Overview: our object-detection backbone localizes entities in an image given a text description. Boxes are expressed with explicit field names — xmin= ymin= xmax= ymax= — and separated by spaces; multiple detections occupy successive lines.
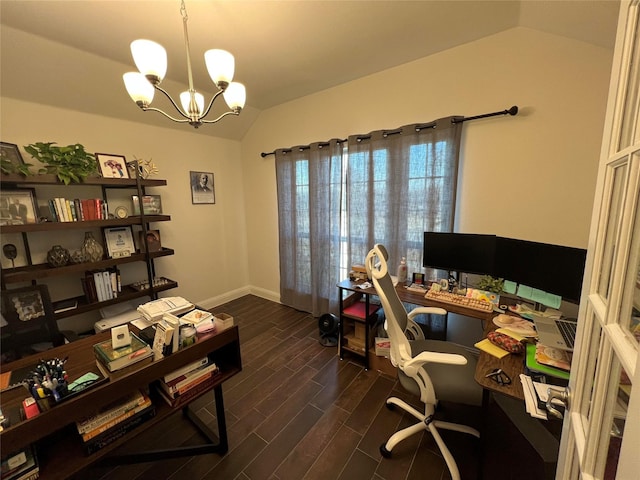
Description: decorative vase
xmin=47 ymin=245 xmax=70 ymax=267
xmin=70 ymin=249 xmax=87 ymax=264
xmin=81 ymin=232 xmax=104 ymax=263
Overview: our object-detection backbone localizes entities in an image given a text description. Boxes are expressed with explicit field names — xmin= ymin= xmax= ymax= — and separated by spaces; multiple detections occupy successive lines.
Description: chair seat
xmin=397 ymin=339 xmax=483 ymax=407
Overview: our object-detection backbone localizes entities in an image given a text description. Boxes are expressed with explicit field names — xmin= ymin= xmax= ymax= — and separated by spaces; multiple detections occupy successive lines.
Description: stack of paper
xmin=137 ymin=297 xmax=194 ymax=322
xmin=519 ymin=375 xmax=567 ymax=420
xmin=180 ymin=309 xmax=213 ymax=324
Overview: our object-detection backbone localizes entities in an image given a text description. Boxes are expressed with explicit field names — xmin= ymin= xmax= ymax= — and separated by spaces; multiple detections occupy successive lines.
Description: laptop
xmin=531 ymin=314 xmax=577 ymax=351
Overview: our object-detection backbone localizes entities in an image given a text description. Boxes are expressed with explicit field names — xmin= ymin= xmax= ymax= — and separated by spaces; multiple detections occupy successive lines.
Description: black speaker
xmin=318 ymin=313 xmax=338 ymax=347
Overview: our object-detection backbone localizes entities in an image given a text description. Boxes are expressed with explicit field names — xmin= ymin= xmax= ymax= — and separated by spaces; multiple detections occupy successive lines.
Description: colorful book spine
xmin=81 ymin=397 xmax=152 ymax=442
xmin=76 ymin=390 xmax=146 ymax=434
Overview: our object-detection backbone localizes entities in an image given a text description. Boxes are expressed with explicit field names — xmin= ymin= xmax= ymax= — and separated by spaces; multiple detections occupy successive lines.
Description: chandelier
xmin=123 ymin=0 xmax=246 ymax=129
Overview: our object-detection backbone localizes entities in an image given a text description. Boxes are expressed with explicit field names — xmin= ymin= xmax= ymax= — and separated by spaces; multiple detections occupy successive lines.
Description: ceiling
xmin=0 ymin=0 xmax=620 ymax=140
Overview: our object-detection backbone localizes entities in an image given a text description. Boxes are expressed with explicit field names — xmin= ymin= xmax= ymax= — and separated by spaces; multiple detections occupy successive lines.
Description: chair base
xmin=381 ymin=396 xmax=480 ymax=480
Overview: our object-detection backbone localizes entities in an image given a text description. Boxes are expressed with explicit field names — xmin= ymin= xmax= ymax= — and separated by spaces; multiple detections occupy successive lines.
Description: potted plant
xmin=476 ymin=275 xmax=504 ymax=294
xmin=24 ymin=142 xmax=97 ymax=184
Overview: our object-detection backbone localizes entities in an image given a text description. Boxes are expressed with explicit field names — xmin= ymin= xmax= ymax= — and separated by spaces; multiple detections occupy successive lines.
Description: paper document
xmin=137 ymin=297 xmax=194 ymax=322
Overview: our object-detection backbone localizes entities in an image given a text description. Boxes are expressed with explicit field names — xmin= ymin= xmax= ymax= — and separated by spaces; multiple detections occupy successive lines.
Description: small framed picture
xmin=0 ymin=188 xmax=38 ymax=225
xmin=1 ymin=142 xmax=25 ymax=167
xmin=96 ymin=153 xmax=129 ymax=179
xmin=190 ymin=171 xmax=215 ymax=204
xmin=132 ymin=195 xmax=162 ymax=215
xmin=412 ymin=272 xmax=425 ymax=285
xmin=138 ymin=230 xmax=161 ymax=253
xmin=103 ymin=226 xmax=136 ymax=258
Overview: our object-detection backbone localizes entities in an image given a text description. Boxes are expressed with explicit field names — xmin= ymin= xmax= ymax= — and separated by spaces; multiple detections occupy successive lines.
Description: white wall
xmin=241 ymin=28 xmax=613 ymax=300
xmin=0 ymin=99 xmax=249 ymax=332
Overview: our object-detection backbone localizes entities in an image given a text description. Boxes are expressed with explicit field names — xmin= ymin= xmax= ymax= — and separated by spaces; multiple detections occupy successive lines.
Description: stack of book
xmin=155 ymin=357 xmax=220 ymax=408
xmin=1 ymin=445 xmax=39 ymax=480
xmin=81 ymin=267 xmax=121 ymax=303
xmin=93 ymin=331 xmax=153 ymax=374
xmin=75 ymin=390 xmax=155 ymax=454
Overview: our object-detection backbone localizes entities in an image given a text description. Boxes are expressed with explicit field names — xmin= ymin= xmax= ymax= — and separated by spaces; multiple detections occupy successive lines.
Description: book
xmin=162 ymin=357 xmax=208 ymax=383
xmin=534 ymin=343 xmax=572 ymax=371
xmin=155 ymin=374 xmax=220 ymax=408
xmin=160 ymin=362 xmax=219 ymax=396
xmin=95 ymin=355 xmax=153 ymax=380
xmin=93 ymin=332 xmax=152 ymax=372
xmin=52 ymin=298 xmax=78 ymax=314
xmin=75 ymin=389 xmax=147 ymax=434
xmin=83 ymin=405 xmax=156 ymax=455
xmin=81 ymin=394 xmax=152 ymax=442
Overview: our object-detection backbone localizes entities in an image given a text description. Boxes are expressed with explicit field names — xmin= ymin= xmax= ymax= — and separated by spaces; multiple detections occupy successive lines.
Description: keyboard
xmin=557 ymin=319 xmax=577 ymax=349
xmin=424 ymin=290 xmax=494 ymax=312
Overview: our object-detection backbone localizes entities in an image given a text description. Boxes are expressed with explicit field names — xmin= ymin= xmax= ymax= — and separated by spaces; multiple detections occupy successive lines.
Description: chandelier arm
xmin=142 ymin=106 xmax=192 ymax=124
xmin=153 ymin=85 xmax=191 ymax=120
xmin=199 ymin=110 xmax=239 ymax=125
xmin=199 ymin=88 xmax=226 ymax=119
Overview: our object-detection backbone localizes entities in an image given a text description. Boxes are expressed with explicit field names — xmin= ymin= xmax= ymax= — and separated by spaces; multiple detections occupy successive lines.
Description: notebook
xmin=531 ymin=314 xmax=577 ymax=351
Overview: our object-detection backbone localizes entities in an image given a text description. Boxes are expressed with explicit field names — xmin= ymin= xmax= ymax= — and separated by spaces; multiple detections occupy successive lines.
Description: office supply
xmin=405 ymin=283 xmax=427 ymax=293
xmin=180 ymin=308 xmax=213 ymax=324
xmin=21 ymin=398 xmax=39 ymax=419
xmin=424 ymin=289 xmax=494 ymax=312
xmin=534 ymin=344 xmax=571 ymax=371
xmin=530 ymin=314 xmax=577 ymax=351
xmin=486 ymin=331 xmax=524 ymax=353
xmin=93 ymin=332 xmax=152 ymax=372
xmin=136 ymin=297 xmax=194 ymax=322
xmin=474 ymin=338 xmax=509 ymax=359
xmin=366 ymin=244 xmax=481 ymax=479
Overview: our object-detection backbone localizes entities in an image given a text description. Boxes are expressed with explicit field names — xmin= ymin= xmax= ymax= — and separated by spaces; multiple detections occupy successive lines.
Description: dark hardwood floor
xmin=77 ymin=295 xmax=551 ymax=480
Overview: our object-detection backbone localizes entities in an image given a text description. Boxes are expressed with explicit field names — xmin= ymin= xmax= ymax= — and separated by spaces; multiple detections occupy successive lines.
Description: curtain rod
xmin=260 ymin=105 xmax=518 ymax=157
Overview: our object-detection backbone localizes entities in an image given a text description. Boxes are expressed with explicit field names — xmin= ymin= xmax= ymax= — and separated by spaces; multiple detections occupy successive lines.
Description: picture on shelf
xmin=96 ymin=153 xmax=129 ymax=179
xmin=132 ymin=195 xmax=162 ymax=215
xmin=1 ymin=141 xmax=25 ymax=167
xmin=3 ymin=287 xmax=47 ymax=322
xmin=190 ymin=171 xmax=215 ymax=204
xmin=0 ymin=188 xmax=38 ymax=226
xmin=138 ymin=230 xmax=162 ymax=253
xmin=103 ymin=226 xmax=136 ymax=258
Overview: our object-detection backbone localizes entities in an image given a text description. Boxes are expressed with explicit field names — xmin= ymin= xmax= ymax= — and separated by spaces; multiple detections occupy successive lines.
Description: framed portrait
xmin=190 ymin=171 xmax=215 ymax=204
xmin=103 ymin=226 xmax=136 ymax=258
xmin=95 ymin=153 xmax=129 ymax=179
xmin=0 ymin=188 xmax=38 ymax=225
xmin=138 ymin=229 xmax=161 ymax=253
xmin=132 ymin=195 xmax=162 ymax=215
xmin=1 ymin=142 xmax=25 ymax=167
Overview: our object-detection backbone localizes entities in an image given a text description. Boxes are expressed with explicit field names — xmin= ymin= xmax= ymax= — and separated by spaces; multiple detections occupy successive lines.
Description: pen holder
xmin=33 ymin=381 xmax=69 ymax=410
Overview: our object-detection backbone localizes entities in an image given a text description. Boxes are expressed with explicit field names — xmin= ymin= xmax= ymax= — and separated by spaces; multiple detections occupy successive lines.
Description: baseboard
xmin=195 ymin=286 xmax=280 ymax=310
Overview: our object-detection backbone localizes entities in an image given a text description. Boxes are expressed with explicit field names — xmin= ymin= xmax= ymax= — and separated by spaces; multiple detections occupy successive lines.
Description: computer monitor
xmin=495 ymin=237 xmax=587 ymax=303
xmin=422 ymin=232 xmax=497 ymax=275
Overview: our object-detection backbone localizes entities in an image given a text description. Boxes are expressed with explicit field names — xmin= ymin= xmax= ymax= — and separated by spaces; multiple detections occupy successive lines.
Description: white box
xmin=375 ymin=337 xmax=391 ymax=356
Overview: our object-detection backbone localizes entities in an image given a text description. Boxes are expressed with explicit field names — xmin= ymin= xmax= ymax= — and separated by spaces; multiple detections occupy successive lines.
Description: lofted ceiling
xmin=0 ymin=0 xmax=620 ymax=140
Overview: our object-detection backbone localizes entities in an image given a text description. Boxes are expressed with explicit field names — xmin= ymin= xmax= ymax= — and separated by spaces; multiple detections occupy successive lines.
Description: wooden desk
xmin=0 ymin=325 xmax=241 ymax=480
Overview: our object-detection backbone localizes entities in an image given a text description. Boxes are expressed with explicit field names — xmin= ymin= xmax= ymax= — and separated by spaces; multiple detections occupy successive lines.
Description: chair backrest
xmin=365 ymin=244 xmax=413 ymax=369
xmin=1 ymin=284 xmax=64 ymax=363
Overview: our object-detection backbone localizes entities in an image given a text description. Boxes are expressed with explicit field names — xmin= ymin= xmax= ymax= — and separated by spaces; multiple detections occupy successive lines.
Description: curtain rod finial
xmin=507 ymin=106 xmax=518 ymax=116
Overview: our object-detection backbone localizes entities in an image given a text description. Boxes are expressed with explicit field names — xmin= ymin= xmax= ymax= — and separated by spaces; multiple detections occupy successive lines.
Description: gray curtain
xmin=345 ymin=116 xmax=462 ymax=277
xmin=275 ymin=140 xmax=344 ymax=316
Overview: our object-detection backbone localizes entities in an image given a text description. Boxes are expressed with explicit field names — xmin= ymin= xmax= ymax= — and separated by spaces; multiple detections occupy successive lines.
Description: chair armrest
xmin=407 ymin=307 xmax=447 ymax=319
xmin=402 ymin=349 xmax=467 ymax=377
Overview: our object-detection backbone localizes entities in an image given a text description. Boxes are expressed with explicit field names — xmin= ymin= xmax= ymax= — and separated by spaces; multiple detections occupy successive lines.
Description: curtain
xmin=275 ymin=140 xmax=344 ymax=316
xmin=345 ymin=116 xmax=462 ymax=277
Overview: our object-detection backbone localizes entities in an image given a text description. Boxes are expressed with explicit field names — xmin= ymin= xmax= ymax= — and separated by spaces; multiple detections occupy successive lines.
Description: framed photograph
xmin=96 ymin=153 xmax=129 ymax=179
xmin=138 ymin=230 xmax=161 ymax=253
xmin=132 ymin=195 xmax=162 ymax=215
xmin=103 ymin=226 xmax=136 ymax=258
xmin=1 ymin=142 xmax=25 ymax=167
xmin=190 ymin=171 xmax=215 ymax=204
xmin=0 ymin=188 xmax=38 ymax=225
xmin=412 ymin=272 xmax=425 ymax=285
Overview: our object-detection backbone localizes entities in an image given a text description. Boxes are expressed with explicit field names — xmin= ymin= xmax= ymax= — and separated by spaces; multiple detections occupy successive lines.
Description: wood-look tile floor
xmin=77 ymin=295 xmax=548 ymax=480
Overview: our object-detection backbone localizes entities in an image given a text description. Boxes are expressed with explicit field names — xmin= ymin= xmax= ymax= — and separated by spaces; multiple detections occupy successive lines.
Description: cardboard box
xmin=368 ymin=349 xmax=396 ymax=377
xmin=375 ymin=337 xmax=391 ymax=356
xmin=213 ymin=313 xmax=234 ymax=330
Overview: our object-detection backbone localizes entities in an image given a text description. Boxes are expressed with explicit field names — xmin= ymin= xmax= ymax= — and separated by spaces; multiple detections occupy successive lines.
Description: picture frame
xmin=131 ymin=195 xmax=162 ymax=215
xmin=412 ymin=272 xmax=425 ymax=285
xmin=0 ymin=142 xmax=25 ymax=167
xmin=138 ymin=230 xmax=161 ymax=253
xmin=0 ymin=188 xmax=38 ymax=225
xmin=190 ymin=171 xmax=215 ymax=204
xmin=95 ymin=153 xmax=129 ymax=179
xmin=103 ymin=226 xmax=136 ymax=258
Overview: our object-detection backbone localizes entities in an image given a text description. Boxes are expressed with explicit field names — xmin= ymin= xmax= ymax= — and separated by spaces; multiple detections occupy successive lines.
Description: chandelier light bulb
xmin=180 ymin=91 xmax=205 ymax=116
xmin=131 ymin=39 xmax=167 ymax=84
xmin=223 ymin=82 xmax=246 ymax=111
xmin=123 ymin=72 xmax=155 ymax=106
xmin=204 ymin=49 xmax=235 ymax=88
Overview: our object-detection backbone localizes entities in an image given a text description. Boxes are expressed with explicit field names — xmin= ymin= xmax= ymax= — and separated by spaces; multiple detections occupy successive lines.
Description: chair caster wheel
xmin=380 ymin=444 xmax=392 ymax=458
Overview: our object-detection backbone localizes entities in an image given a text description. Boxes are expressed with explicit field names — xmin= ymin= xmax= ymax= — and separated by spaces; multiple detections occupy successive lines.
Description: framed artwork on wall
xmin=190 ymin=171 xmax=215 ymax=204
xmin=96 ymin=153 xmax=129 ymax=179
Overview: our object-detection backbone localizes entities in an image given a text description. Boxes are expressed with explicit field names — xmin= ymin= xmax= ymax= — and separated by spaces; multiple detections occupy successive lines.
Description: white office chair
xmin=365 ymin=244 xmax=482 ymax=480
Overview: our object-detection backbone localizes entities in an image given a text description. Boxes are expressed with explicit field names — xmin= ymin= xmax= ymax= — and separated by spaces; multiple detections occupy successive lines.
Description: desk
xmin=0 ymin=325 xmax=241 ymax=480
xmin=337 ymin=279 xmax=495 ymax=370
